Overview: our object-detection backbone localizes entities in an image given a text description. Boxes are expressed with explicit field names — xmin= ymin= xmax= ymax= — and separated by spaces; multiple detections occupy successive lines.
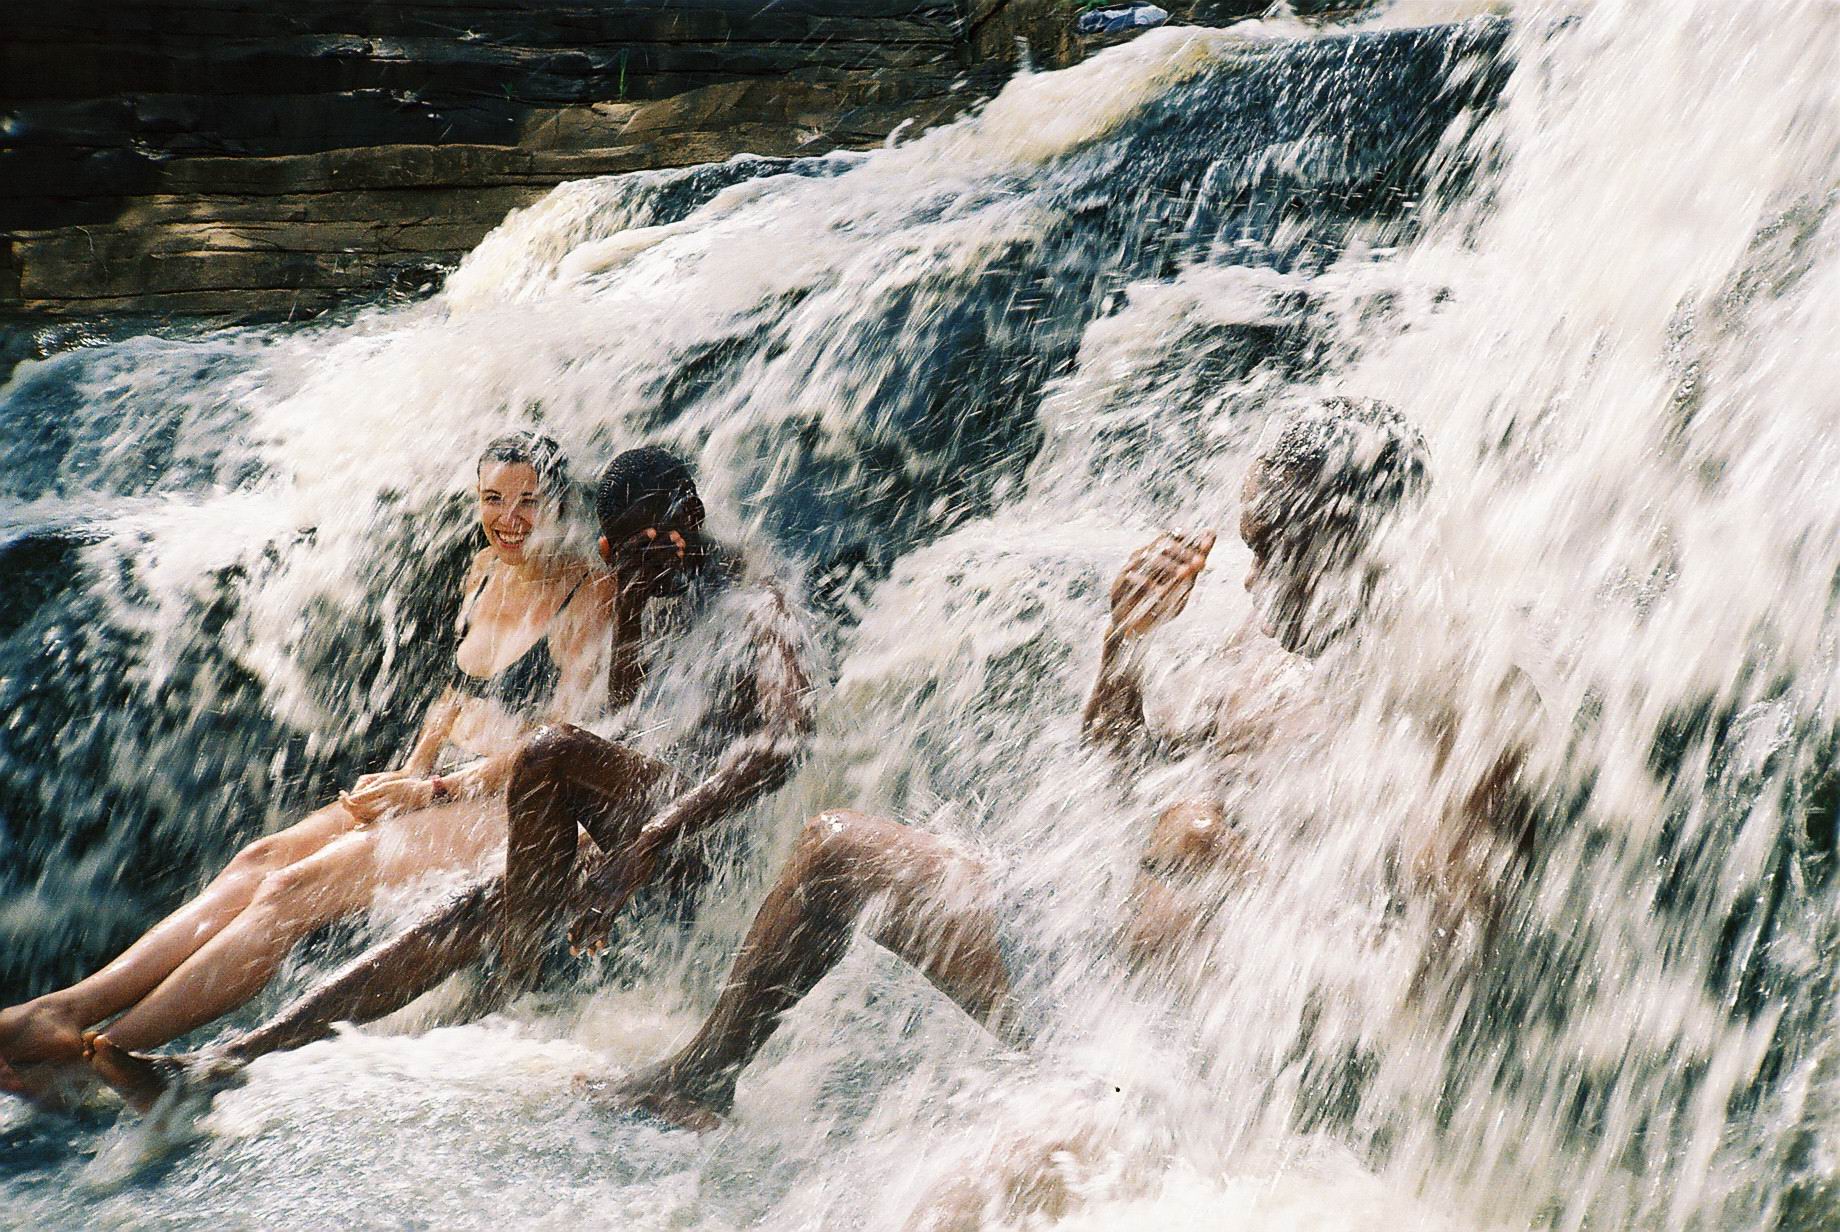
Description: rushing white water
xmin=5 ymin=3 xmax=1840 ymax=1229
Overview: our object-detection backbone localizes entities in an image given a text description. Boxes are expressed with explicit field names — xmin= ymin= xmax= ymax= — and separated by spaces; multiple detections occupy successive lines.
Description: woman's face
xmin=477 ymin=461 xmax=546 ymax=564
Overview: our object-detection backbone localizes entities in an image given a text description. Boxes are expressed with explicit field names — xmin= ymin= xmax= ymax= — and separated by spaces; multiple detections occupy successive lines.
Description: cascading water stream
xmin=3 ymin=3 xmax=1838 ymax=1228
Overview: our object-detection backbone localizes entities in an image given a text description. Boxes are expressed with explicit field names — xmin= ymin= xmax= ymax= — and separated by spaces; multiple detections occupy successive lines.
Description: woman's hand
xmin=339 ymin=777 xmax=437 ymax=826
xmin=1107 ymin=530 xmax=1217 ymax=642
xmin=351 ymin=768 xmax=416 ymax=793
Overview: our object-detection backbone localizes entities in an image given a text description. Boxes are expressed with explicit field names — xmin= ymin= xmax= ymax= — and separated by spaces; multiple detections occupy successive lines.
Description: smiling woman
xmin=0 ymin=432 xmax=611 ymax=1110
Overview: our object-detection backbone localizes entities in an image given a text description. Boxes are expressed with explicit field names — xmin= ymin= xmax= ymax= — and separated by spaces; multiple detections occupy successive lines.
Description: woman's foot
xmin=574 ymin=1063 xmax=730 ymax=1133
xmin=0 ymin=1001 xmax=91 ymax=1110
xmin=0 ymin=1000 xmax=87 ymax=1068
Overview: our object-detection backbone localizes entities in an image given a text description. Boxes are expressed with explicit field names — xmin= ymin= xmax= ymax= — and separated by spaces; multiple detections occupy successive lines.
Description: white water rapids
xmin=4 ymin=2 xmax=1840 ymax=1228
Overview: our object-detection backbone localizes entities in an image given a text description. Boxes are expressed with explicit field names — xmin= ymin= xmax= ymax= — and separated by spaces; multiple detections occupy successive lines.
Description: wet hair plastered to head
xmin=1256 ymin=395 xmax=1431 ymax=562
xmin=1244 ymin=397 xmax=1432 ymax=657
xmin=595 ymin=445 xmax=704 ymax=544
xmin=478 ymin=431 xmax=568 ymax=495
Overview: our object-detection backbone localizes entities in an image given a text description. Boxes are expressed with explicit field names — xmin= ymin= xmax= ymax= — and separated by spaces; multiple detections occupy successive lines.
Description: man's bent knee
xmin=509 ymin=723 xmax=616 ymax=807
xmin=512 ymin=723 xmax=593 ymax=784
xmin=797 ymin=810 xmax=882 ymax=867
xmin=794 ymin=811 xmax=940 ymax=902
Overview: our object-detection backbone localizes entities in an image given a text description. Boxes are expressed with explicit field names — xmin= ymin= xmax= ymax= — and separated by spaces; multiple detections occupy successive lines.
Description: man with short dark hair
xmin=595 ymin=397 xmax=1534 ymax=1133
xmin=89 ymin=446 xmax=818 ymax=1107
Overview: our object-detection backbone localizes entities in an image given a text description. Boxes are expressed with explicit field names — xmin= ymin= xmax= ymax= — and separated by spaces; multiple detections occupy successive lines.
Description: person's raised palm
xmin=1108 ymin=530 xmax=1217 ymax=641
xmin=612 ymin=526 xmax=688 ymax=610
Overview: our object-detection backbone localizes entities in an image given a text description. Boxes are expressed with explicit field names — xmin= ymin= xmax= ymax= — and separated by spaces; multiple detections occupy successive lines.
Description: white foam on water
xmin=9 ymin=5 xmax=1840 ymax=1230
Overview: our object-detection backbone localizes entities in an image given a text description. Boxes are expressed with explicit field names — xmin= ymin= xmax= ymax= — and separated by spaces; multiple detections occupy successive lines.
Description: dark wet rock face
xmin=0 ymin=1 xmax=1074 ymax=320
xmin=0 ymin=1 xmax=1415 ymax=322
xmin=0 ymin=18 xmax=1514 ymax=1000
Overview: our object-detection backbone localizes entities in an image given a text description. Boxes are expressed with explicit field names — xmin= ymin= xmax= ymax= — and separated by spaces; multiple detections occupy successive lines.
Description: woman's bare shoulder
xmin=453 ymin=549 xmax=496 ymax=607
xmin=585 ymin=566 xmax=617 ymax=603
xmin=561 ymin=563 xmax=615 ymax=620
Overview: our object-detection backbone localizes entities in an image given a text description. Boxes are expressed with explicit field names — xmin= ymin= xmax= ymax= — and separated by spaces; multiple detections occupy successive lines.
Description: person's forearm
xmin=605 ymin=602 xmax=648 ymax=711
xmin=1081 ymin=628 xmax=1150 ymax=756
xmin=404 ymin=694 xmax=462 ymax=775
xmin=434 ymin=743 xmax=520 ymax=801
xmin=404 ymin=733 xmax=446 ymax=776
xmin=640 ymin=728 xmax=801 ymax=851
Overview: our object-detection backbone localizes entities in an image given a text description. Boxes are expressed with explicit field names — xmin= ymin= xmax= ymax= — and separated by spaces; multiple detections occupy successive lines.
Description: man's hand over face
xmin=612 ymin=526 xmax=689 ymax=607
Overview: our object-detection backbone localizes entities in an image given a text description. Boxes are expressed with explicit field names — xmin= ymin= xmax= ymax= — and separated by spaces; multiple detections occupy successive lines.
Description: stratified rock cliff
xmin=1 ymin=0 xmax=1088 ymax=320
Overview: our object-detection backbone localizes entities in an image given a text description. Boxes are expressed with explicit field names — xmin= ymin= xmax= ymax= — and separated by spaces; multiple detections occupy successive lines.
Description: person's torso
xmin=596 ymin=550 xmax=817 ymax=781
xmin=447 ymin=562 xmax=591 ymax=754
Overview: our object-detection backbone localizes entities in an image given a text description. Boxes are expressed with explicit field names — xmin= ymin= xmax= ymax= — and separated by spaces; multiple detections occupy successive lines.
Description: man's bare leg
xmin=89 ymin=727 xmax=678 ymax=1109
xmin=231 ymin=876 xmax=506 ymax=1059
xmin=501 ymin=725 xmax=679 ymax=992
xmin=88 ymin=877 xmax=503 ymax=1111
xmin=604 ymin=810 xmax=1017 ymax=1130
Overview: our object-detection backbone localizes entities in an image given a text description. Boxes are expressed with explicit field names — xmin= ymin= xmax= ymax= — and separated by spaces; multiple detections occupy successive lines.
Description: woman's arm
xmin=341 ymin=551 xmax=495 ymax=817
xmin=400 ymin=690 xmax=464 ymax=776
xmin=345 ymin=734 xmax=515 ymax=821
xmin=544 ymin=568 xmax=618 ymax=722
xmin=398 ymin=550 xmax=496 ymax=775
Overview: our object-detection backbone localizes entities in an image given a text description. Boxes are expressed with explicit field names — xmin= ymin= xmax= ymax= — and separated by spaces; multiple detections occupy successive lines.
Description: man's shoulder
xmin=685 ymin=544 xmax=819 ymax=650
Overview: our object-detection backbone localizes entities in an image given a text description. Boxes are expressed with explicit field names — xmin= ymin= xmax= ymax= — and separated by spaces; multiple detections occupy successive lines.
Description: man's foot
xmin=574 ymin=1063 xmax=730 ymax=1133
xmin=83 ymin=1036 xmax=249 ymax=1116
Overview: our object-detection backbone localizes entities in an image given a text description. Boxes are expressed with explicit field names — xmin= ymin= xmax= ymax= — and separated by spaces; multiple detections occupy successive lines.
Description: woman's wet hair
xmin=595 ymin=446 xmax=703 ymax=544
xmin=1255 ymin=396 xmax=1430 ymax=549
xmin=477 ymin=432 xmax=567 ymax=493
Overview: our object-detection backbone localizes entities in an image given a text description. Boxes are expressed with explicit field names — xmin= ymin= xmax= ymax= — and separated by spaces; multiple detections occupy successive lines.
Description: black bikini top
xmin=451 ymin=568 xmax=589 ymax=715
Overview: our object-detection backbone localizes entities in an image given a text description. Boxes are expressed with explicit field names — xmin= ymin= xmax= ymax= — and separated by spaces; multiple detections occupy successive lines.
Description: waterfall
xmin=4 ymin=4 xmax=1837 ymax=1228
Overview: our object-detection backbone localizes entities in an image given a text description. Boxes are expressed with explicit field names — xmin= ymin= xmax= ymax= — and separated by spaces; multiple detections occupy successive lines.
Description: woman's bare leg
xmin=0 ymin=802 xmax=358 ymax=1073
xmin=91 ymin=835 xmax=386 ymax=1056
xmin=84 ymin=876 xmax=507 ymax=1111
xmin=608 ymin=810 xmax=1015 ymax=1128
xmin=91 ymin=797 xmax=502 ymax=1058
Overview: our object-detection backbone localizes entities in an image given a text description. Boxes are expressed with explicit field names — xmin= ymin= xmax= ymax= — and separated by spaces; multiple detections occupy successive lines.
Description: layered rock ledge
xmin=2 ymin=0 xmax=1123 ymax=321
